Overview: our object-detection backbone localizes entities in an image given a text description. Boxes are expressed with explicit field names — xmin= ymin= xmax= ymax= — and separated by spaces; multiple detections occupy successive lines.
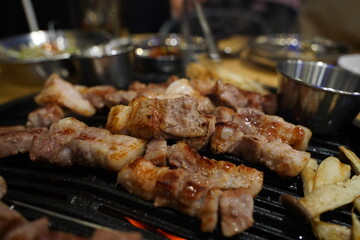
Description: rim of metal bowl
xmin=276 ymin=59 xmax=360 ymax=96
xmin=0 ymin=29 xmax=112 ymax=64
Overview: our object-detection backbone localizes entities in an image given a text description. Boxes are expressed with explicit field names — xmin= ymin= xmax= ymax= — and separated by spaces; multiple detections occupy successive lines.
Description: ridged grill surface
xmin=0 ymin=95 xmax=359 ymax=240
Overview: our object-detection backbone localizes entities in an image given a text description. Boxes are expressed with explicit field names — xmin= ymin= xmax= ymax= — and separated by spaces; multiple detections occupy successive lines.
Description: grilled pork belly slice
xmin=30 ymin=117 xmax=147 ymax=170
xmin=0 ymin=128 xmax=48 ymax=159
xmin=118 ymin=157 xmax=255 ymax=235
xmin=168 ymin=142 xmax=263 ymax=196
xmin=0 ymin=126 xmax=26 ymax=135
xmin=238 ymin=135 xmax=310 ymax=177
xmin=107 ymin=96 xmax=209 ymax=140
xmin=210 ymin=80 xmax=277 ymax=114
xmin=211 ymin=123 xmax=310 ymax=177
xmin=234 ymin=108 xmax=312 ymax=151
xmin=26 ymin=104 xmax=64 ymax=128
xmin=34 ymin=74 xmax=96 ymax=117
xmin=70 ymin=127 xmax=147 ymax=171
xmin=220 ymin=188 xmax=254 ymax=237
xmin=30 ymin=118 xmax=87 ymax=166
xmin=212 ymin=106 xmax=235 ymax=122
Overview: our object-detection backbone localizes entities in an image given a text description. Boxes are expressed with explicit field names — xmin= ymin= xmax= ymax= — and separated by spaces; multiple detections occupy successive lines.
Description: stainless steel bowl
xmin=0 ymin=30 xmax=111 ymax=85
xmin=72 ymin=38 xmax=134 ymax=89
xmin=277 ymin=59 xmax=360 ymax=135
xmin=243 ymin=34 xmax=348 ymax=68
xmin=134 ymin=33 xmax=206 ymax=77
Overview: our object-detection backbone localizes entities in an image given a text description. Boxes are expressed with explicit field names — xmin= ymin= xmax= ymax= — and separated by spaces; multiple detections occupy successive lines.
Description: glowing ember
xmin=125 ymin=217 xmax=187 ymax=240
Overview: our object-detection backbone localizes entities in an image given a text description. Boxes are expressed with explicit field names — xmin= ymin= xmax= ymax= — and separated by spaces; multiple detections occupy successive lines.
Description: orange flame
xmin=125 ymin=217 xmax=187 ymax=240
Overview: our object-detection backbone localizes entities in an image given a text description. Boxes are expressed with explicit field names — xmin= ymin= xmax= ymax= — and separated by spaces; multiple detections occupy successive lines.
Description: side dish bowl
xmin=277 ymin=59 xmax=360 ymax=135
xmin=0 ymin=30 xmax=111 ymax=85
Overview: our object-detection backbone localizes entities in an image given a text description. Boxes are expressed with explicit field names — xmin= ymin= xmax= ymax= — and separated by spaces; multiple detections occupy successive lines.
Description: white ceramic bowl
xmin=338 ymin=54 xmax=360 ymax=76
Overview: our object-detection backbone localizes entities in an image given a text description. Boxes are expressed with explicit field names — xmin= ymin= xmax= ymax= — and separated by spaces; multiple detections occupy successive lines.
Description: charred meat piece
xmin=209 ymin=80 xmax=277 ymax=114
xmin=26 ymin=104 xmax=65 ymax=128
xmin=0 ymin=201 xmax=28 ymax=239
xmin=34 ymin=74 xmax=96 ymax=117
xmin=168 ymin=141 xmax=263 ymax=196
xmin=0 ymin=127 xmax=48 ymax=159
xmin=107 ymin=96 xmax=209 ymax=140
xmin=3 ymin=217 xmax=48 ymax=240
xmin=143 ymin=136 xmax=167 ymax=166
xmin=234 ymin=108 xmax=312 ymax=151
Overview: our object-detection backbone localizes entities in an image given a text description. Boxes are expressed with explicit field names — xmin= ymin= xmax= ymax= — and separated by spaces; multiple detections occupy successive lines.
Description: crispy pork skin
xmin=70 ymin=127 xmax=147 ymax=171
xmin=34 ymin=74 xmax=96 ymax=117
xmin=168 ymin=142 xmax=263 ymax=196
xmin=220 ymin=188 xmax=254 ymax=237
xmin=0 ymin=202 xmax=27 ymax=239
xmin=3 ymin=217 xmax=48 ymax=240
xmin=26 ymin=104 xmax=64 ymax=128
xmin=0 ymin=128 xmax=48 ymax=159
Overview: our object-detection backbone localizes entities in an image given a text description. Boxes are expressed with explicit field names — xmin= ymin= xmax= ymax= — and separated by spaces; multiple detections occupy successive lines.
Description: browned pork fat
xmin=76 ymin=85 xmax=117 ymax=109
xmin=34 ymin=74 xmax=96 ymax=117
xmin=26 ymin=104 xmax=64 ymax=128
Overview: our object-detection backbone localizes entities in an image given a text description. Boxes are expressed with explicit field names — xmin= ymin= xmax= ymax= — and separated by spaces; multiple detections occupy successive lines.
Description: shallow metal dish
xmin=243 ymin=34 xmax=348 ymax=68
xmin=277 ymin=59 xmax=360 ymax=135
xmin=0 ymin=30 xmax=111 ymax=85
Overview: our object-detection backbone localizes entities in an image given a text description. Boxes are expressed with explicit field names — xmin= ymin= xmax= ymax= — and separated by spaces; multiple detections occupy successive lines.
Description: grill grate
xmin=0 ymin=95 xmax=359 ymax=240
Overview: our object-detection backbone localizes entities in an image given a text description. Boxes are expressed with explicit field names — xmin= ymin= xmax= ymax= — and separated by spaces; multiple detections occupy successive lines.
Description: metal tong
xmin=181 ymin=0 xmax=221 ymax=64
